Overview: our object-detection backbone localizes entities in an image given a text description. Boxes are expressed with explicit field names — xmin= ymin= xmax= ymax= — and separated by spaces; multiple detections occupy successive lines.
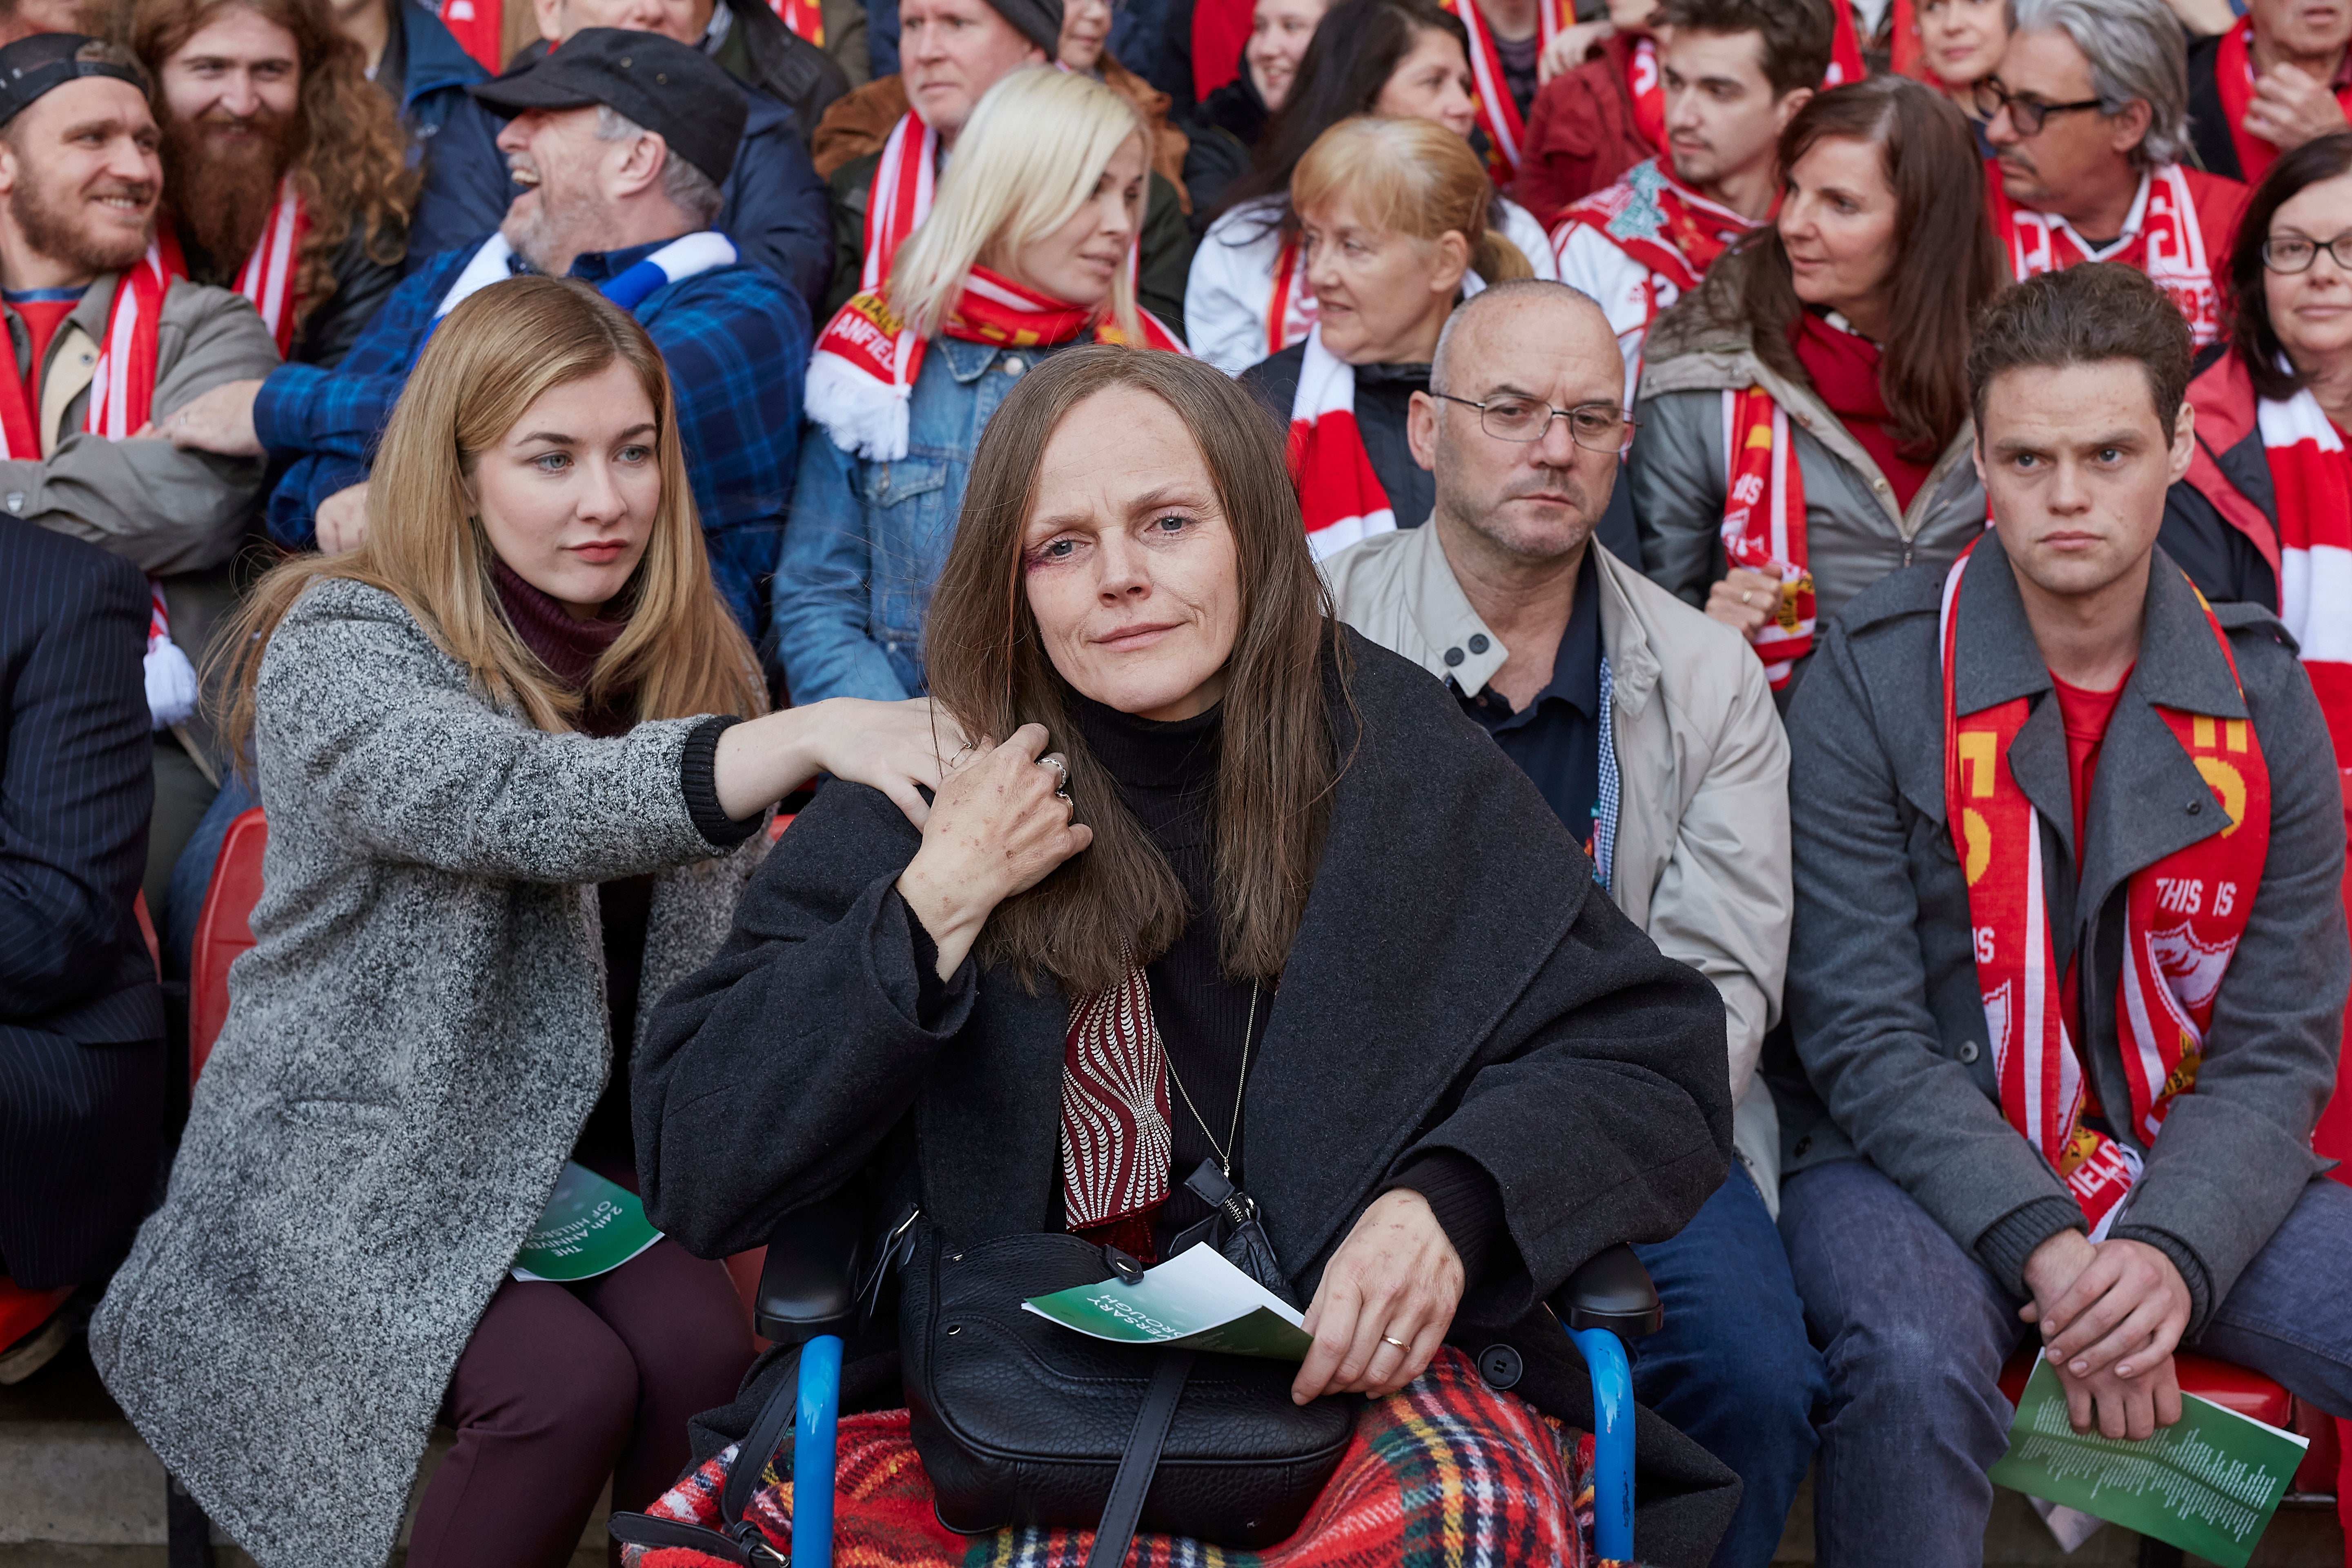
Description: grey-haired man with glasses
xmin=1321 ymin=278 xmax=1824 ymax=1568
xmin=1980 ymin=0 xmax=2249 ymax=346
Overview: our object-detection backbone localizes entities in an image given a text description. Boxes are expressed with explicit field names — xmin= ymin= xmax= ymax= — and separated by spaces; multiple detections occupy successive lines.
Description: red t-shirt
xmin=2051 ymin=667 xmax=2132 ymax=1056
xmin=5 ymin=290 xmax=85 ymax=411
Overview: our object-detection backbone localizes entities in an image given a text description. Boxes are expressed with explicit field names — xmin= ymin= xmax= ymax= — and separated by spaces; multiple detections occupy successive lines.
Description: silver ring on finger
xmin=1740 ymin=589 xmax=1756 ymax=607
xmin=1040 ymin=751 xmax=1069 ymax=795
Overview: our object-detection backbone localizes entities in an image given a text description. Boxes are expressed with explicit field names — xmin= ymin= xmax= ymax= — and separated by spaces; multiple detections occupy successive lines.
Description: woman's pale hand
xmin=1292 ymin=1189 xmax=1465 ymax=1403
xmin=316 ymin=483 xmax=371 ymax=555
xmin=896 ymin=723 xmax=1092 ymax=977
xmin=1538 ymin=18 xmax=1613 ymax=83
xmin=1704 ymin=565 xmax=1784 ymax=641
xmin=800 ymin=697 xmax=972 ymax=827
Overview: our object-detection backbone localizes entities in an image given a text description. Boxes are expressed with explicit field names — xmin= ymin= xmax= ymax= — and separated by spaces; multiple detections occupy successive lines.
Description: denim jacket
xmin=776 ymin=335 xmax=1067 ymax=702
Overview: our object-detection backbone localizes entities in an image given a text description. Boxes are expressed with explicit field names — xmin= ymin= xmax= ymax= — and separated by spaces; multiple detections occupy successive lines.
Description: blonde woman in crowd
xmin=1241 ymin=116 xmax=1532 ymax=557
xmin=778 ymin=66 xmax=1184 ymax=708
xmin=89 ymin=278 xmax=963 ymax=1568
xmin=1185 ymin=0 xmax=1560 ymax=376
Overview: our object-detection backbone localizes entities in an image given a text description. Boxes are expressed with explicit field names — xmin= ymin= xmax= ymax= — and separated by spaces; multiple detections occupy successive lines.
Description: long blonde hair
xmin=1290 ymin=114 xmax=1531 ymax=283
xmin=216 ymin=276 xmax=764 ymax=761
xmin=886 ymin=67 xmax=1150 ymax=341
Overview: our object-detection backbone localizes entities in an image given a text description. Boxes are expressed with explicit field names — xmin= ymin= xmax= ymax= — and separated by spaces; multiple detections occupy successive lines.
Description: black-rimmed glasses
xmin=1430 ymin=392 xmax=1636 ymax=454
xmin=2262 ymin=234 xmax=2352 ymax=274
xmin=1973 ymin=77 xmax=2105 ymax=136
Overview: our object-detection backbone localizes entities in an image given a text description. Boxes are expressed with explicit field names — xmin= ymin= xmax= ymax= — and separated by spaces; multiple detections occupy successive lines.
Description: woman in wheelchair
xmin=633 ymin=347 xmax=1744 ymax=1562
xmin=90 ymin=279 xmax=967 ymax=1568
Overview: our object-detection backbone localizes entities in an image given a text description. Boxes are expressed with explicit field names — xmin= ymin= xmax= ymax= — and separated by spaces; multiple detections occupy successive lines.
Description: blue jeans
xmin=1631 ymin=1165 xmax=1826 ymax=1568
xmin=1781 ymin=1158 xmax=2352 ymax=1568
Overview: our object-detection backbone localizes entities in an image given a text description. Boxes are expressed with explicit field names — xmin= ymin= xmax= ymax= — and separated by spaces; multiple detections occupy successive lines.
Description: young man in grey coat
xmin=1776 ymin=262 xmax=2352 ymax=1564
xmin=1321 ymin=278 xmax=1824 ymax=1568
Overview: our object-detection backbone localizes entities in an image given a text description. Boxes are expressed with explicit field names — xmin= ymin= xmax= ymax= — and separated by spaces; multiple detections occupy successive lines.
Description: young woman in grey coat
xmin=88 ymin=278 xmax=966 ymax=1568
xmin=1628 ymin=78 xmax=2004 ymax=698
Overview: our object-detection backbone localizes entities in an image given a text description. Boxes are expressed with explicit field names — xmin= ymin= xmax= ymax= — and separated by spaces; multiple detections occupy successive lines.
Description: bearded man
xmin=131 ymin=0 xmax=415 ymax=367
xmin=0 ymin=31 xmax=278 ymax=915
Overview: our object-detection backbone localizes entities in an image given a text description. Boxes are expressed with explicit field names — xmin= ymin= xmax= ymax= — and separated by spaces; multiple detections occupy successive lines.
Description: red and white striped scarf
xmin=1287 ymin=327 xmax=1394 ymax=561
xmin=1941 ymin=542 xmax=2269 ymax=1236
xmin=766 ymin=0 xmax=824 ymax=46
xmin=1987 ymin=162 xmax=2227 ymax=347
xmin=1265 ymin=233 xmax=1314 ymax=363
xmin=159 ymin=175 xmax=306 ymax=357
xmin=1718 ymin=384 xmax=1814 ymax=688
xmin=1441 ymin=0 xmax=1567 ymax=185
xmin=860 ymin=112 xmax=940 ymax=297
xmin=2257 ymin=384 xmax=2352 ymax=805
xmin=1551 ymin=157 xmax=1756 ymax=319
xmin=806 ymin=265 xmax=1183 ymax=461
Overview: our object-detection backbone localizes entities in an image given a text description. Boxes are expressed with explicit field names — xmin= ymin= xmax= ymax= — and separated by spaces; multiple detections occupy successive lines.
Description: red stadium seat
xmin=189 ymin=808 xmax=268 ymax=1086
xmin=766 ymin=812 xmax=795 ymax=842
xmin=1999 ymin=1348 xmax=2341 ymax=1496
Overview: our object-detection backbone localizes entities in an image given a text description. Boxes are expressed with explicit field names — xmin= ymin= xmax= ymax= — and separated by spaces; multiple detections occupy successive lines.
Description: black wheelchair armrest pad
xmin=1554 ymin=1243 xmax=1664 ymax=1341
xmin=755 ymin=1194 xmax=867 ymax=1345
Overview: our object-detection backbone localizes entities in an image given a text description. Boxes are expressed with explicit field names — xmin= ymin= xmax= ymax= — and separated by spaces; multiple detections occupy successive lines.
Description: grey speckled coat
xmin=89 ymin=577 xmax=764 ymax=1567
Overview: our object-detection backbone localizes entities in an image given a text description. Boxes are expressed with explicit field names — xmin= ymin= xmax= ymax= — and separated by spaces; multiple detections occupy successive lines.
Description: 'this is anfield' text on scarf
xmin=1288 ymin=327 xmax=1394 ymax=561
xmin=807 ymin=266 xmax=1183 ymax=462
xmin=1940 ymin=543 xmax=2270 ymax=1236
xmin=1717 ymin=384 xmax=1814 ymax=688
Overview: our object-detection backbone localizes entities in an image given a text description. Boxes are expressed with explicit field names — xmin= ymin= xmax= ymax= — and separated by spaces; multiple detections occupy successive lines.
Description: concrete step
xmin=5 ymin=1330 xmax=2343 ymax=1567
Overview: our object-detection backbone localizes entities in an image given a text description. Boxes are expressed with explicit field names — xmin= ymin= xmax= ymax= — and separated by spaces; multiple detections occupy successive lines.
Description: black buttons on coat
xmin=1443 ymin=647 xmax=1465 ymax=667
xmin=1468 ymin=635 xmax=1490 ymax=654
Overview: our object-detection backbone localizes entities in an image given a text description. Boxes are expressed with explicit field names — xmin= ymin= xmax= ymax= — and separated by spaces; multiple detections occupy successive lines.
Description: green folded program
xmin=1024 ymin=1244 xmax=1317 ymax=1361
xmin=512 ymin=1163 xmax=664 ymax=1283
xmin=1989 ymin=1356 xmax=2309 ymax=1568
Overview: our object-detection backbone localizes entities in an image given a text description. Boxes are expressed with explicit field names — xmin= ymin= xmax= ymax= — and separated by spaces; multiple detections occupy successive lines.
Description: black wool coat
xmin=635 ymin=629 xmax=1740 ymax=1563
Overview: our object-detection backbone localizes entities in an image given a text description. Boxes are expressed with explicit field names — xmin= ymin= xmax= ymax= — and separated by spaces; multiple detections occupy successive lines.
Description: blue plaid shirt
xmin=252 ymin=235 xmax=812 ymax=637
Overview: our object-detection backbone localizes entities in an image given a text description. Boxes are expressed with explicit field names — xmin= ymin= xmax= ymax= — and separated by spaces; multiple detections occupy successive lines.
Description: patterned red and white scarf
xmin=0 ymin=250 xmax=196 ymax=728
xmin=1060 ymin=959 xmax=1174 ymax=1254
xmin=2214 ymin=19 xmax=2352 ymax=187
xmin=1265 ymin=234 xmax=1314 ymax=362
xmin=806 ymin=265 xmax=1182 ymax=461
xmin=2256 ymin=383 xmax=2352 ymax=806
xmin=859 ymin=112 xmax=939 ymax=298
xmin=1627 ymin=37 xmax=1663 ymax=153
xmin=159 ymin=175 xmax=306 ymax=357
xmin=1288 ymin=326 xmax=1394 ymax=560
xmin=1717 ymin=383 xmax=1813 ymax=688
xmin=1988 ymin=162 xmax=2226 ymax=347
xmin=766 ymin=0 xmax=824 ymax=45
xmin=1552 ymin=157 xmax=1756 ymax=321
xmin=1941 ymin=542 xmax=2270 ymax=1236
xmin=1441 ymin=0 xmax=1567 ymax=184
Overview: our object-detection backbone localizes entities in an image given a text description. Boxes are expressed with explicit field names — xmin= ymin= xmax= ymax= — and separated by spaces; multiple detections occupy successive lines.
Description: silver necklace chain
xmin=1163 ymin=982 xmax=1258 ymax=1178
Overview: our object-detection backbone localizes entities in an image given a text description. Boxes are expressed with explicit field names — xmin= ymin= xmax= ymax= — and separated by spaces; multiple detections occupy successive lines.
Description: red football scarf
xmin=1940 ymin=543 xmax=2270 ymax=1236
xmin=1552 ymin=157 xmax=1755 ymax=316
xmin=1265 ymin=234 xmax=1313 ymax=361
xmin=1717 ymin=384 xmax=1813 ymax=688
xmin=765 ymin=0 xmax=824 ymax=46
xmin=1824 ymin=0 xmax=1864 ymax=87
xmin=1627 ymin=38 xmax=1664 ymax=154
xmin=1288 ymin=326 xmax=1394 ymax=560
xmin=806 ymin=265 xmax=1182 ymax=461
xmin=2215 ymin=20 xmax=2352 ymax=186
xmin=858 ymin=113 xmax=940 ymax=298
xmin=1060 ymin=958 xmax=1174 ymax=1253
xmin=1442 ymin=0 xmax=1568 ymax=184
xmin=158 ymin=175 xmax=306 ymax=358
xmin=1987 ymin=162 xmax=2227 ymax=347
xmin=2256 ymin=383 xmax=2352 ymax=801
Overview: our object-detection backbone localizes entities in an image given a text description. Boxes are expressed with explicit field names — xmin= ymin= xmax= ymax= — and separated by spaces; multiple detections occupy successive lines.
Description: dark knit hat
xmin=470 ymin=29 xmax=748 ymax=187
xmin=978 ymin=0 xmax=1064 ymax=58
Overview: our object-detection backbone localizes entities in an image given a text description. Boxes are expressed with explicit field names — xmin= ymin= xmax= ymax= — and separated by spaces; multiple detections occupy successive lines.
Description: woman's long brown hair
xmin=924 ymin=346 xmax=1350 ymax=997
xmin=128 ymin=0 xmax=419 ymax=324
xmin=1717 ymin=76 xmax=2004 ymax=462
xmin=214 ymin=276 xmax=764 ymax=764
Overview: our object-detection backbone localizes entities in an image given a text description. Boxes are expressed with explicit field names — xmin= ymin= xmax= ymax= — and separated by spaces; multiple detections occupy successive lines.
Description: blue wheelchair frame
xmin=759 ymin=1222 xmax=1662 ymax=1568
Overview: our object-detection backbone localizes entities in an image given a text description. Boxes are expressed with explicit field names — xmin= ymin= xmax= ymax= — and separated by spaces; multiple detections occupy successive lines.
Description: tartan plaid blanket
xmin=622 ymin=1347 xmax=1634 ymax=1567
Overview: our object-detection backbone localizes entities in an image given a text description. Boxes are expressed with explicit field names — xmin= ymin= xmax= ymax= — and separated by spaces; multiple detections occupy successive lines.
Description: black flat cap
xmin=0 ymin=33 xmax=147 ymax=128
xmin=469 ymin=29 xmax=747 ymax=187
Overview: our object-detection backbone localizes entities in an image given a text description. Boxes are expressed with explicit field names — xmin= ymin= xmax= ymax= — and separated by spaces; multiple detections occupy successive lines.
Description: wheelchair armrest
xmin=755 ymin=1195 xmax=867 ymax=1346
xmin=1553 ymin=1243 xmax=1663 ymax=1344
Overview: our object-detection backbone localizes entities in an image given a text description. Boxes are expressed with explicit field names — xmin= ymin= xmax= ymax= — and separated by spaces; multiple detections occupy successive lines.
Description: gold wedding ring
xmin=1381 ymin=1334 xmax=1410 ymax=1350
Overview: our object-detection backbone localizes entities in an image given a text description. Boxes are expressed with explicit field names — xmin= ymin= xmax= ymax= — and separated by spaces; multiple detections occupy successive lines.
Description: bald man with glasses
xmin=1321 ymin=277 xmax=1822 ymax=1568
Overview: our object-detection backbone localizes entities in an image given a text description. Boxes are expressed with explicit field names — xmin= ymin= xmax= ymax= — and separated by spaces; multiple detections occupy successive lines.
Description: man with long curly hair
xmin=130 ymin=0 xmax=416 ymax=366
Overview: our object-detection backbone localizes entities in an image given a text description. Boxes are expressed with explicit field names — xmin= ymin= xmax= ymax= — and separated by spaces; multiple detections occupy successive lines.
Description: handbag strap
xmin=606 ymin=1348 xmax=803 ymax=1565
xmin=1084 ymin=1350 xmax=1195 ymax=1568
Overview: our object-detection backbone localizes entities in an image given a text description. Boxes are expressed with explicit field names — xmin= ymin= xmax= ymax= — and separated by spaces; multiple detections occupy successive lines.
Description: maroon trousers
xmin=408 ymin=1238 xmax=753 ymax=1568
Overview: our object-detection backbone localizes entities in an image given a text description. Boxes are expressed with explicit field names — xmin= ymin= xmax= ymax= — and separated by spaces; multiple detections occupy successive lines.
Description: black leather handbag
xmin=900 ymin=1226 xmax=1356 ymax=1560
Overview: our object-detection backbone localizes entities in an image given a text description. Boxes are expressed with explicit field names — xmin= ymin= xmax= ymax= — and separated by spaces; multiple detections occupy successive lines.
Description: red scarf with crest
xmin=1985 ymin=161 xmax=2239 ymax=348
xmin=1940 ymin=543 xmax=2270 ymax=1236
xmin=1718 ymin=383 xmax=1813 ymax=689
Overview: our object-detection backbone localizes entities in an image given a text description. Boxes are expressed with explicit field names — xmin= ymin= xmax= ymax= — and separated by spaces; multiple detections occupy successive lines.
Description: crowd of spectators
xmin=3 ymin=0 xmax=2352 ymax=1563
